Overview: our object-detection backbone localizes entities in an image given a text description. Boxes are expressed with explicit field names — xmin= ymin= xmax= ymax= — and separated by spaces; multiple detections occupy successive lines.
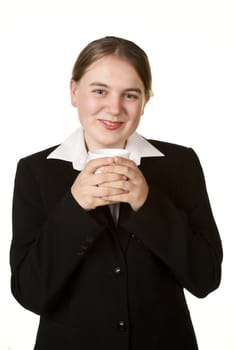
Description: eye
xmin=92 ymin=89 xmax=106 ymax=96
xmin=124 ymin=93 xmax=138 ymax=100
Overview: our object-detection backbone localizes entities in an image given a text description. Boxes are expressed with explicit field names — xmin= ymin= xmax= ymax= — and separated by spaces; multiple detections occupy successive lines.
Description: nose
xmin=106 ymin=94 xmax=122 ymax=116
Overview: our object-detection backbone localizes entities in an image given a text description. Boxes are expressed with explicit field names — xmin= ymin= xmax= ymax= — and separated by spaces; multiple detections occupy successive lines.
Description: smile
xmin=99 ymin=119 xmax=124 ymax=130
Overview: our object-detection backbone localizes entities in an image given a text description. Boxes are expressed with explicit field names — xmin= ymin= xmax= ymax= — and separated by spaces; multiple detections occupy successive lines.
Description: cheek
xmin=78 ymin=95 xmax=101 ymax=116
xmin=128 ymin=103 xmax=144 ymax=119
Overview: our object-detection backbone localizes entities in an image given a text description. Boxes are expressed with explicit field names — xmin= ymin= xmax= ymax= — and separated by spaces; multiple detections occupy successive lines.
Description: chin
xmin=98 ymin=139 xmax=125 ymax=149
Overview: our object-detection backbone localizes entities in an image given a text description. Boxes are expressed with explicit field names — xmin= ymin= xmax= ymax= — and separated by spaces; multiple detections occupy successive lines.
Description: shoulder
xmin=15 ymin=145 xmax=61 ymax=177
xmin=147 ymin=139 xmax=203 ymax=173
xmin=148 ymin=139 xmax=192 ymax=156
xmin=19 ymin=145 xmax=59 ymax=162
xmin=145 ymin=140 xmax=207 ymax=198
xmin=17 ymin=145 xmax=59 ymax=168
xmin=14 ymin=145 xmax=77 ymax=192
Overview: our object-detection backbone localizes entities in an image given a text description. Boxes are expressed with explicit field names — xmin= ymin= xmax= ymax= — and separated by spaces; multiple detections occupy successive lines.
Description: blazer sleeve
xmin=10 ymin=158 xmax=104 ymax=315
xmin=120 ymin=148 xmax=223 ymax=298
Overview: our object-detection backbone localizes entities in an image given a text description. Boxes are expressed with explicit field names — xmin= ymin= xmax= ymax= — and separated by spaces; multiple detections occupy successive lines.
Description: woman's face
xmin=70 ymin=55 xmax=149 ymax=150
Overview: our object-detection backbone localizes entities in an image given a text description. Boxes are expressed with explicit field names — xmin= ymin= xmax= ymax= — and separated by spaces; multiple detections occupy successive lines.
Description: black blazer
xmin=10 ymin=140 xmax=223 ymax=350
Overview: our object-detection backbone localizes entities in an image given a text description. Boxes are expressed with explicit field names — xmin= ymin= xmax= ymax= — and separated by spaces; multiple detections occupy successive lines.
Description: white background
xmin=0 ymin=0 xmax=234 ymax=349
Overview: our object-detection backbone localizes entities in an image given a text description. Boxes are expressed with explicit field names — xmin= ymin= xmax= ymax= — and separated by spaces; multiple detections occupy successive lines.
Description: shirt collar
xmin=47 ymin=127 xmax=164 ymax=171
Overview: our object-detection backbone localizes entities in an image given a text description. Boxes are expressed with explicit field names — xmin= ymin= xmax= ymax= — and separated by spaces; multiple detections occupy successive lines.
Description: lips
xmin=99 ymin=119 xmax=124 ymax=130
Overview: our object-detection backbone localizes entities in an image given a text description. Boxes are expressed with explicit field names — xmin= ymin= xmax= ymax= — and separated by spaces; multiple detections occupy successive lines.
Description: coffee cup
xmin=86 ymin=148 xmax=130 ymax=173
xmin=87 ymin=148 xmax=130 ymax=161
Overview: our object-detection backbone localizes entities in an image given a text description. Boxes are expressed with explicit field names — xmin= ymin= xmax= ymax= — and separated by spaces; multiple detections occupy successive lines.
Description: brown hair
xmin=71 ymin=36 xmax=152 ymax=99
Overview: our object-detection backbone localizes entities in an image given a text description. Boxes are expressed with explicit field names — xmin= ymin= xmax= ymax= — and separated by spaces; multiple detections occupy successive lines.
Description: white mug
xmin=87 ymin=148 xmax=130 ymax=161
xmin=86 ymin=148 xmax=130 ymax=173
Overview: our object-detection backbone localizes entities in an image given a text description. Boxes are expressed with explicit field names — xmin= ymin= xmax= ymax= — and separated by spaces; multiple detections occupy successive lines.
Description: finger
xmin=95 ymin=198 xmax=118 ymax=206
xmin=98 ymin=164 xmax=135 ymax=180
xmin=114 ymin=157 xmax=137 ymax=168
xmin=94 ymin=173 xmax=127 ymax=186
xmin=73 ymin=185 xmax=125 ymax=210
xmin=96 ymin=185 xmax=127 ymax=198
xmin=102 ymin=192 xmax=130 ymax=204
xmin=83 ymin=196 xmax=118 ymax=209
xmin=84 ymin=157 xmax=115 ymax=174
xmin=99 ymin=179 xmax=131 ymax=192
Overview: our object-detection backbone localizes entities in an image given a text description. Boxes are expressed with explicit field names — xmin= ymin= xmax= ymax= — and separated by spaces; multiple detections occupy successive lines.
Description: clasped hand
xmin=71 ymin=157 xmax=149 ymax=211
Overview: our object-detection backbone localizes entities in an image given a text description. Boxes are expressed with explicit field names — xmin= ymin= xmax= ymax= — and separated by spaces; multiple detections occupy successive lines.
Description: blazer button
xmin=76 ymin=250 xmax=84 ymax=256
xmin=76 ymin=243 xmax=89 ymax=256
xmin=81 ymin=243 xmax=89 ymax=250
xmin=85 ymin=235 xmax=94 ymax=244
xmin=114 ymin=266 xmax=121 ymax=274
xmin=117 ymin=321 xmax=128 ymax=332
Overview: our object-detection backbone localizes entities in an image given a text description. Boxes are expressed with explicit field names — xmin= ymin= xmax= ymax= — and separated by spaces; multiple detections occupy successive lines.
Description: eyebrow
xmin=89 ymin=82 xmax=142 ymax=94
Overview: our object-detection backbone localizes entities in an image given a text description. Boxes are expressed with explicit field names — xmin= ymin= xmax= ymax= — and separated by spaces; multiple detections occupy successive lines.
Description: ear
xmin=70 ymin=80 xmax=78 ymax=107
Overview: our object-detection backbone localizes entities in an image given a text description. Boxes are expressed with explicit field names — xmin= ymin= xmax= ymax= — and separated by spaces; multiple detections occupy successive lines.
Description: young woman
xmin=10 ymin=36 xmax=223 ymax=349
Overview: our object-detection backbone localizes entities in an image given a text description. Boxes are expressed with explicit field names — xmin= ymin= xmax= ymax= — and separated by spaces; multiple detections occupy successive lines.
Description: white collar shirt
xmin=47 ymin=127 xmax=164 ymax=170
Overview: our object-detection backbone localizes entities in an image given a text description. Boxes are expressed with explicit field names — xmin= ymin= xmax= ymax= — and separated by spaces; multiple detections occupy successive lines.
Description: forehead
xmin=80 ymin=55 xmax=144 ymax=88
